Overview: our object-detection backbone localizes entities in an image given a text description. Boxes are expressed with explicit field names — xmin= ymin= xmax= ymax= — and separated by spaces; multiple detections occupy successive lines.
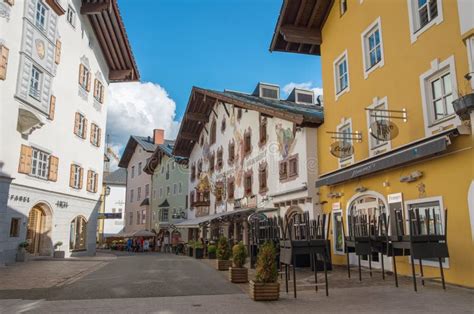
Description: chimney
xmin=153 ymin=129 xmax=164 ymax=145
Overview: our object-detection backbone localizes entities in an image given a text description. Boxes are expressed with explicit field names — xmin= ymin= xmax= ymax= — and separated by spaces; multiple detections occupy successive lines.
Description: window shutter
xmin=74 ymin=112 xmax=80 ymax=135
xmin=55 ymin=40 xmax=61 ymax=64
xmin=48 ymin=155 xmax=59 ymax=182
xmin=86 ymin=170 xmax=92 ymax=192
xmin=86 ymin=72 xmax=91 ymax=91
xmin=97 ymin=127 xmax=101 ymax=147
xmin=89 ymin=123 xmax=94 ymax=144
xmin=18 ymin=145 xmax=33 ymax=174
xmin=78 ymin=64 xmax=84 ymax=85
xmin=0 ymin=45 xmax=9 ymax=80
xmin=93 ymin=79 xmax=97 ymax=98
xmin=100 ymin=83 xmax=105 ymax=103
xmin=78 ymin=167 xmax=83 ymax=189
xmin=69 ymin=164 xmax=75 ymax=187
xmin=48 ymin=95 xmax=56 ymax=120
xmin=82 ymin=118 xmax=88 ymax=139
xmin=5 ymin=0 xmax=14 ymax=6
xmin=94 ymin=173 xmax=98 ymax=193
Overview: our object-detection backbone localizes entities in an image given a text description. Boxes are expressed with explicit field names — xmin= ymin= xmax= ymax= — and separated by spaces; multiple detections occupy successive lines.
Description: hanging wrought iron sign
xmin=330 ymin=141 xmax=354 ymax=158
xmin=370 ymin=120 xmax=399 ymax=141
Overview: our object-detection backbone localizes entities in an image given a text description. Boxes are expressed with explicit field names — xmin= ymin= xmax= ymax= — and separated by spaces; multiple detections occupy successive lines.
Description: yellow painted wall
xmin=318 ymin=0 xmax=474 ymax=287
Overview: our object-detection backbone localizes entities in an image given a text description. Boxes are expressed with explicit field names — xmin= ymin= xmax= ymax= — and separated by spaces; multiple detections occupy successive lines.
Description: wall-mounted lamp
xmin=383 ymin=180 xmax=390 ymax=187
xmin=327 ymin=192 xmax=344 ymax=199
xmin=355 ymin=185 xmax=367 ymax=193
xmin=400 ymin=171 xmax=423 ymax=183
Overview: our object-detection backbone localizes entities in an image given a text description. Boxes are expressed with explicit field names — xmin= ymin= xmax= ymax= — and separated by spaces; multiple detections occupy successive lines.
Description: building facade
xmin=144 ymin=140 xmax=189 ymax=243
xmin=99 ymin=168 xmax=126 ymax=241
xmin=271 ymin=0 xmax=474 ymax=287
xmin=119 ymin=130 xmax=164 ymax=234
xmin=173 ymin=84 xmax=323 ymax=244
xmin=0 ymin=0 xmax=138 ymax=264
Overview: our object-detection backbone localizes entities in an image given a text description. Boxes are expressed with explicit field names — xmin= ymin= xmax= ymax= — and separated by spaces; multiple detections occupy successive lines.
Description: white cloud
xmin=106 ymin=82 xmax=181 ymax=156
xmin=282 ymin=81 xmax=323 ymax=97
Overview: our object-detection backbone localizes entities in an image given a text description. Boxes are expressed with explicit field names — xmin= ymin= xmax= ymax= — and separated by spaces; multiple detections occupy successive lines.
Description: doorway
xmin=26 ymin=204 xmax=53 ymax=255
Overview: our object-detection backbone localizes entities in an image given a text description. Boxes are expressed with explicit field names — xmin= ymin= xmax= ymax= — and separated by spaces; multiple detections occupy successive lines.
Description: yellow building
xmin=271 ymin=0 xmax=474 ymax=287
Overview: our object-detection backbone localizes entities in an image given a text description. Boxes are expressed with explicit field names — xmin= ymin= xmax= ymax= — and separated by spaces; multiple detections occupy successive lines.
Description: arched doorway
xmin=26 ymin=203 xmax=53 ymax=256
xmin=345 ymin=191 xmax=391 ymax=270
xmin=70 ymin=216 xmax=88 ymax=251
xmin=285 ymin=206 xmax=303 ymax=220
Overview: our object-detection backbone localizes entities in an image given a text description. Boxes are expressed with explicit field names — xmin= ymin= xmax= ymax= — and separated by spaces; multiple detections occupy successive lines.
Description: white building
xmin=173 ymin=83 xmax=324 ymax=243
xmin=101 ymin=168 xmax=126 ymax=238
xmin=0 ymin=0 xmax=138 ymax=264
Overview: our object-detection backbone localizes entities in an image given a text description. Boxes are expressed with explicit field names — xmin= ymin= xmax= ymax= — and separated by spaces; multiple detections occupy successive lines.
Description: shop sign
xmin=388 ymin=193 xmax=403 ymax=204
xmin=387 ymin=193 xmax=404 ymax=236
xmin=98 ymin=213 xmax=122 ymax=219
xmin=370 ymin=120 xmax=399 ymax=141
xmin=332 ymin=202 xmax=341 ymax=210
xmin=330 ymin=141 xmax=354 ymax=159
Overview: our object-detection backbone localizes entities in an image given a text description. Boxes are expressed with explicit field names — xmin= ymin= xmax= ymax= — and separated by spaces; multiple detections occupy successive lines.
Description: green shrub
xmin=255 ymin=242 xmax=278 ymax=283
xmin=54 ymin=241 xmax=63 ymax=250
xmin=18 ymin=241 xmax=29 ymax=249
xmin=193 ymin=241 xmax=203 ymax=249
xmin=216 ymin=236 xmax=231 ymax=260
xmin=207 ymin=244 xmax=217 ymax=254
xmin=232 ymin=241 xmax=247 ymax=268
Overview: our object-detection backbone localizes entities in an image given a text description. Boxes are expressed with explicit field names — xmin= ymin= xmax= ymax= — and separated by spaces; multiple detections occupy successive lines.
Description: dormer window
xmin=259 ymin=84 xmax=280 ymax=100
xmin=295 ymin=90 xmax=314 ymax=105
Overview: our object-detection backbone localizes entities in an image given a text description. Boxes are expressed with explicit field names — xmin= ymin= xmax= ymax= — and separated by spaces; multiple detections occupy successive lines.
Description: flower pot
xmin=229 ymin=267 xmax=248 ymax=283
xmin=54 ymin=251 xmax=65 ymax=258
xmin=208 ymin=252 xmax=216 ymax=259
xmin=194 ymin=247 xmax=204 ymax=259
xmin=215 ymin=259 xmax=231 ymax=271
xmin=16 ymin=248 xmax=27 ymax=262
xmin=249 ymin=280 xmax=280 ymax=301
xmin=453 ymin=93 xmax=474 ymax=120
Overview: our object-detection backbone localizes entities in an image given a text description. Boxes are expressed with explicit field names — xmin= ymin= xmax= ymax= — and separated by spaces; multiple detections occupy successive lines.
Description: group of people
xmin=126 ymin=237 xmax=152 ymax=252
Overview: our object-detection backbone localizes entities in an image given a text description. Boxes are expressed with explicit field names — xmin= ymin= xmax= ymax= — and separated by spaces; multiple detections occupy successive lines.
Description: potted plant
xmin=215 ymin=236 xmax=231 ymax=270
xmin=229 ymin=241 xmax=248 ymax=283
xmin=207 ymin=244 xmax=217 ymax=259
xmin=453 ymin=92 xmax=474 ymax=120
xmin=194 ymin=240 xmax=204 ymax=259
xmin=53 ymin=241 xmax=65 ymax=258
xmin=16 ymin=241 xmax=29 ymax=262
xmin=187 ymin=241 xmax=194 ymax=257
xmin=249 ymin=241 xmax=279 ymax=301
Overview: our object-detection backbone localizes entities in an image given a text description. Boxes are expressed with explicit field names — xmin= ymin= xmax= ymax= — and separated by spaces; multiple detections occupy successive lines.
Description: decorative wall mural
xmin=275 ymin=123 xmax=297 ymax=158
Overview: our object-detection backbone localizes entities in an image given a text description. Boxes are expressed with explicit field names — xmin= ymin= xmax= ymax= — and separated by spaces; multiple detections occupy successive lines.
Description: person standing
xmin=164 ymin=235 xmax=170 ymax=253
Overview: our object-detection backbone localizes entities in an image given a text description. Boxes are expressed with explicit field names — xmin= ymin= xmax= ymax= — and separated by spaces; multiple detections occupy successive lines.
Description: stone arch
xmin=345 ymin=190 xmax=389 ymax=231
xmin=26 ymin=202 xmax=53 ymax=256
xmin=285 ymin=206 xmax=303 ymax=220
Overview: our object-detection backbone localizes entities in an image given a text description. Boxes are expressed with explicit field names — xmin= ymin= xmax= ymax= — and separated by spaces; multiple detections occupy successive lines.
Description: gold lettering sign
xmin=369 ymin=120 xmax=399 ymax=141
xmin=330 ymin=141 xmax=354 ymax=159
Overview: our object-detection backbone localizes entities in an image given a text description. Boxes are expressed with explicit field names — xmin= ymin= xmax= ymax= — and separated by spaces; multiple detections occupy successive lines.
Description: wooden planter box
xmin=215 ymin=259 xmax=231 ymax=271
xmin=54 ymin=251 xmax=65 ymax=258
xmin=249 ymin=280 xmax=279 ymax=301
xmin=229 ymin=267 xmax=248 ymax=283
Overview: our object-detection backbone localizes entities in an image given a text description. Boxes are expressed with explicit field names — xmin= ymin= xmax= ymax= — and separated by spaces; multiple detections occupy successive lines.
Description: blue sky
xmin=117 ymin=0 xmax=322 ymax=120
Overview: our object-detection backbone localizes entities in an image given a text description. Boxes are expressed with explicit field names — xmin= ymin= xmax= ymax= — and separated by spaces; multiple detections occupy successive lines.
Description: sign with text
xmin=387 ymin=192 xmax=404 ymax=237
xmin=370 ymin=120 xmax=399 ymax=141
xmin=330 ymin=141 xmax=354 ymax=159
xmin=98 ymin=213 xmax=122 ymax=219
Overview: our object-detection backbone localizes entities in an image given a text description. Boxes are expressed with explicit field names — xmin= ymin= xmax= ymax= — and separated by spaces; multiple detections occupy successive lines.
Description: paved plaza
xmin=0 ymin=251 xmax=472 ymax=313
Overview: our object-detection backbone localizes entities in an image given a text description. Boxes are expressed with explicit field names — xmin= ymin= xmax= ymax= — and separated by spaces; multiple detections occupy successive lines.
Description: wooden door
xmin=26 ymin=207 xmax=44 ymax=254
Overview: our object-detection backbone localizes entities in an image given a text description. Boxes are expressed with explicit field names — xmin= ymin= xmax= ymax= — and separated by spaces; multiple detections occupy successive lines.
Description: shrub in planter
xmin=249 ymin=241 xmax=279 ymax=301
xmin=187 ymin=241 xmax=194 ymax=257
xmin=207 ymin=244 xmax=217 ymax=259
xmin=53 ymin=241 xmax=65 ymax=258
xmin=229 ymin=241 xmax=248 ymax=283
xmin=16 ymin=241 xmax=29 ymax=262
xmin=193 ymin=241 xmax=204 ymax=259
xmin=216 ymin=236 xmax=231 ymax=270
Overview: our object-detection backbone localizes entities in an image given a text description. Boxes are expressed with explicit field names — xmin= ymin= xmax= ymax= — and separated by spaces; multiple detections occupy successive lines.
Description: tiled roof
xmin=118 ymin=135 xmax=157 ymax=168
xmin=103 ymin=168 xmax=126 ymax=185
xmin=132 ymin=136 xmax=158 ymax=152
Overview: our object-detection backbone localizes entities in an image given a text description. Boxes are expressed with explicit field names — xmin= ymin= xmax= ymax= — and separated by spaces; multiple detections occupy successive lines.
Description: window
xmin=141 ymin=209 xmax=146 ymax=224
xmin=74 ymin=112 xmax=87 ymax=139
xmin=179 ymin=182 xmax=182 ymax=194
xmin=244 ymin=129 xmax=251 ymax=156
xmin=237 ymin=108 xmax=242 ymax=120
xmin=408 ymin=0 xmax=442 ymax=43
xmin=137 ymin=187 xmax=141 ymax=200
xmin=70 ymin=164 xmax=82 ymax=189
xmin=31 ymin=148 xmax=50 ymax=179
xmin=145 ymin=184 xmax=150 ymax=197
xmin=93 ymin=79 xmax=105 ymax=103
xmin=340 ymin=0 xmax=347 ymax=16
xmin=29 ymin=66 xmax=42 ymax=100
xmin=366 ymin=97 xmax=391 ymax=155
xmin=332 ymin=210 xmax=344 ymax=254
xmin=79 ymin=64 xmax=90 ymax=91
xmin=0 ymin=44 xmax=9 ymax=80
xmin=259 ymin=115 xmax=267 ymax=145
xmin=90 ymin=123 xmax=101 ymax=147
xmin=129 ymin=212 xmax=133 ymax=225
xmin=10 ymin=218 xmax=20 ymax=237
xmin=131 ymin=166 xmax=135 ymax=178
xmin=334 ymin=50 xmax=349 ymax=98
xmin=70 ymin=216 xmax=87 ymax=251
xmin=221 ymin=118 xmax=226 ymax=132
xmin=197 ymin=160 xmax=202 ymax=177
xmin=362 ymin=18 xmax=384 ymax=77
xmin=161 ymin=208 xmax=169 ymax=221
xmin=244 ymin=171 xmax=252 ymax=196
xmin=430 ymin=72 xmax=454 ymax=121
xmin=167 ymin=186 xmax=170 ymax=195
xmin=228 ymin=141 xmax=235 ymax=164
xmin=216 ymin=147 xmax=223 ymax=170
xmin=227 ymin=178 xmax=235 ymax=200
xmin=166 ymin=163 xmax=169 ymax=180
xmin=173 ymin=183 xmax=177 ymax=195
xmin=209 ymin=152 xmax=215 ymax=173
xmin=66 ymin=5 xmax=76 ymax=27
xmin=35 ymin=1 xmax=47 ymax=31
xmin=279 ymin=160 xmax=288 ymax=181
xmin=136 ymin=211 xmax=140 ymax=224
xmin=138 ymin=162 xmax=142 ymax=175
xmin=210 ymin=119 xmax=217 ymax=145
xmin=87 ymin=170 xmax=98 ymax=193
xmin=288 ymin=155 xmax=298 ymax=178
xmin=159 ymin=187 xmax=163 ymax=198
xmin=190 ymin=191 xmax=195 ymax=206
xmin=337 ymin=119 xmax=355 ymax=168
xmin=258 ymin=163 xmax=267 ymax=193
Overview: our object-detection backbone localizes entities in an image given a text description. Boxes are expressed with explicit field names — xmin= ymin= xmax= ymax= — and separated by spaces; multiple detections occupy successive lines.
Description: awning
xmin=175 ymin=208 xmax=256 ymax=228
xmin=316 ymin=132 xmax=453 ymax=187
xmin=131 ymin=229 xmax=156 ymax=237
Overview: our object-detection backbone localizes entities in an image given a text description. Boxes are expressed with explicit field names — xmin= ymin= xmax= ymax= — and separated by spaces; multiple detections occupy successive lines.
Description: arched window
xmin=210 ymin=119 xmax=217 ymax=145
xmin=70 ymin=216 xmax=87 ymax=251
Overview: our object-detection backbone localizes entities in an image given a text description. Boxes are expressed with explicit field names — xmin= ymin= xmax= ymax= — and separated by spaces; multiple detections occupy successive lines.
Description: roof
xmin=172 ymin=86 xmax=324 ymax=157
xmin=81 ymin=0 xmax=139 ymax=82
xmin=118 ymin=136 xmax=157 ymax=168
xmin=103 ymin=168 xmax=127 ymax=185
xmin=269 ymin=0 xmax=333 ymax=56
xmin=143 ymin=140 xmax=188 ymax=175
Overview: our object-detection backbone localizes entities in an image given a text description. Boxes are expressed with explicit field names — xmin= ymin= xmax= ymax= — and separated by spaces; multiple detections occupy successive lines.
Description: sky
xmin=107 ymin=0 xmax=322 ymax=159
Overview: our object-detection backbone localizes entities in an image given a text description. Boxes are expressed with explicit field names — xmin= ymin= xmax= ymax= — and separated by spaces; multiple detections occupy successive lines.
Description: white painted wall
xmin=103 ymin=183 xmax=126 ymax=236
